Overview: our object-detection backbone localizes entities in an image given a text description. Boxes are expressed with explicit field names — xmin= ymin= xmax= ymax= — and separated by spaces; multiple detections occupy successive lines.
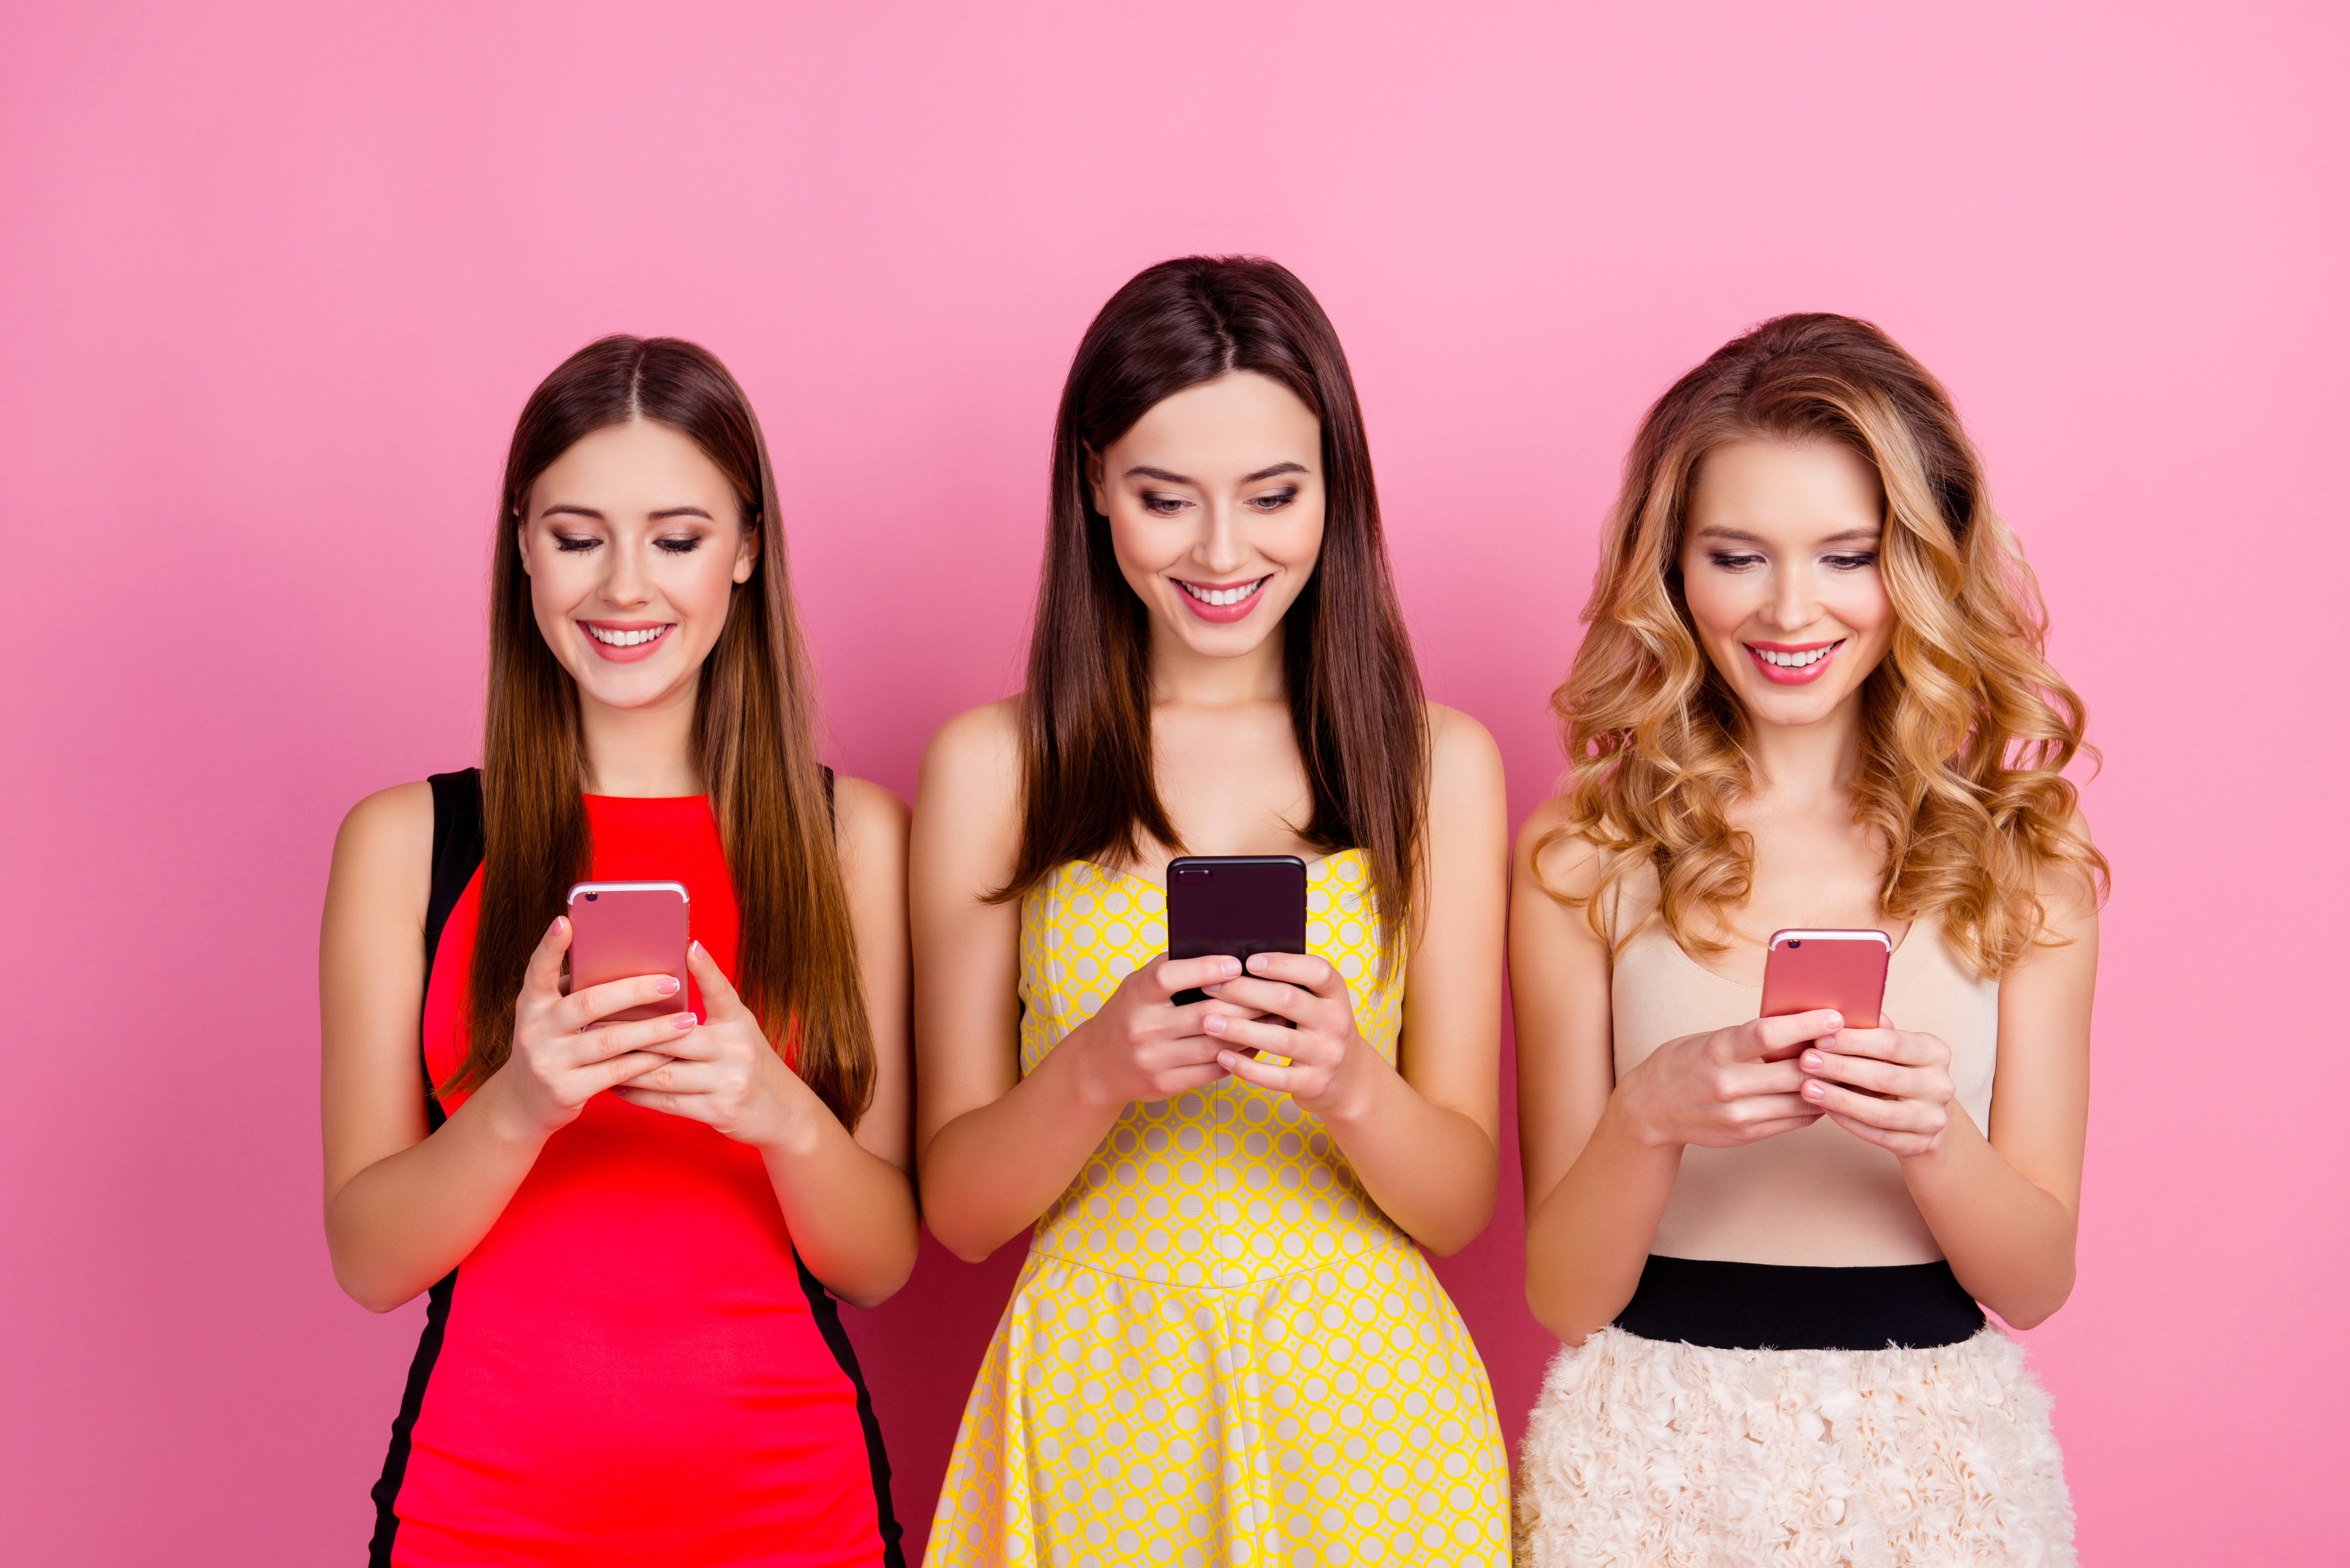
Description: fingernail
xmin=1824 ymin=1012 xmax=1842 ymax=1028
xmin=656 ymin=976 xmax=680 ymax=995
xmin=1802 ymin=1050 xmax=1822 ymax=1069
xmin=1818 ymin=1035 xmax=1836 ymax=1051
xmin=1203 ymin=984 xmax=1222 ymax=995
xmin=1205 ymin=1016 xmax=1225 ymax=1034
xmin=1804 ymin=1081 xmax=1826 ymax=1100
xmin=550 ymin=917 xmax=564 ymax=935
xmin=674 ymin=1011 xmax=697 ymax=1029
xmin=691 ymin=940 xmax=706 ymax=957
xmin=1223 ymin=959 xmax=1242 ymax=977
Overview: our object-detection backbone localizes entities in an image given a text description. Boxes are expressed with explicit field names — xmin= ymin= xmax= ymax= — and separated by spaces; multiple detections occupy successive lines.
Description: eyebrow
xmin=1123 ymin=461 xmax=1309 ymax=485
xmin=538 ymin=504 xmax=716 ymax=522
xmin=1693 ymin=524 xmax=1881 ymax=543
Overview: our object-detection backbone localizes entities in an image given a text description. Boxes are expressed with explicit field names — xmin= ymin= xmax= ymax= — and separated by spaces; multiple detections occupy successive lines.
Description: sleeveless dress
xmin=1515 ymin=878 xmax=2075 ymax=1567
xmin=927 ymin=851 xmax=1514 ymax=1568
xmin=369 ymin=773 xmax=902 ymax=1568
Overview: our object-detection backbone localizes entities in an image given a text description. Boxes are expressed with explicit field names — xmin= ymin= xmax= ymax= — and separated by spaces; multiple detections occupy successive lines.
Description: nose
xmin=1762 ymin=560 xmax=1818 ymax=634
xmin=1195 ymin=499 xmax=1249 ymax=577
xmin=602 ymin=539 xmax=653 ymax=608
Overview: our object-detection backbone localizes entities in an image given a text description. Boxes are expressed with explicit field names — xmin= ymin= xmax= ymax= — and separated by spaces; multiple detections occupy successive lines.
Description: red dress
xmin=371 ymin=786 xmax=900 ymax=1567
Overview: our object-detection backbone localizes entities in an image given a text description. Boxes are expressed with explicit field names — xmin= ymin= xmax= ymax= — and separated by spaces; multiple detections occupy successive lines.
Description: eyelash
xmin=550 ymin=534 xmax=704 ymax=554
xmin=1139 ymin=487 xmax=1299 ymax=516
xmin=1704 ymin=551 xmax=1878 ymax=571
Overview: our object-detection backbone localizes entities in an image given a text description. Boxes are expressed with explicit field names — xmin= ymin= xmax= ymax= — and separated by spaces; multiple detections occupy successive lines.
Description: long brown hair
xmin=447 ymin=335 xmax=875 ymax=1125
xmin=1541 ymin=313 xmax=2108 ymax=975
xmin=1001 ymin=256 xmax=1426 ymax=960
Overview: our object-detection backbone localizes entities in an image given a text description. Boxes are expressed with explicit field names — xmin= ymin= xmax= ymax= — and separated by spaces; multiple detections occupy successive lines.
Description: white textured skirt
xmin=1514 ymin=1326 xmax=2074 ymax=1567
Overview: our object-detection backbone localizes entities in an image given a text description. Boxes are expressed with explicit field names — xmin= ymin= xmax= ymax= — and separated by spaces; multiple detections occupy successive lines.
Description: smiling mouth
xmin=1178 ymin=577 xmax=1268 ymax=608
xmin=585 ymin=624 xmax=672 ymax=648
xmin=1748 ymin=640 xmax=1840 ymax=669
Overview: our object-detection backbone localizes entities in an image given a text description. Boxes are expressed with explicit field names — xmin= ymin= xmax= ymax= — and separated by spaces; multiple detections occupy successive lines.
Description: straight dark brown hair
xmin=1001 ymin=256 xmax=1427 ymax=959
xmin=446 ymin=335 xmax=875 ymax=1126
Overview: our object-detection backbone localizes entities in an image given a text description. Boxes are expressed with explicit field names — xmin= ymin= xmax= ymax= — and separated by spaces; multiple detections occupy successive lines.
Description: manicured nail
xmin=674 ymin=1011 xmax=698 ymax=1029
xmin=656 ymin=976 xmax=680 ymax=995
xmin=691 ymin=940 xmax=706 ymax=957
xmin=550 ymin=917 xmax=565 ymax=935
xmin=1804 ymin=1080 xmax=1826 ymax=1100
xmin=1802 ymin=1050 xmax=1822 ymax=1069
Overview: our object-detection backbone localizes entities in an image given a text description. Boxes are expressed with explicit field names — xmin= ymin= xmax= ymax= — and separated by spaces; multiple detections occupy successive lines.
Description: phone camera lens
xmin=1787 ymin=939 xmax=1800 ymax=948
xmin=585 ymin=892 xmax=599 ymax=902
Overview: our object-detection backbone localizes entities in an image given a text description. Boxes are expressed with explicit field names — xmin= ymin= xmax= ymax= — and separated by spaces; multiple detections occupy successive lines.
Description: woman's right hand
xmin=1063 ymin=953 xmax=1257 ymax=1113
xmin=1611 ymin=1008 xmax=1844 ymax=1150
xmin=480 ymin=916 xmax=702 ymax=1140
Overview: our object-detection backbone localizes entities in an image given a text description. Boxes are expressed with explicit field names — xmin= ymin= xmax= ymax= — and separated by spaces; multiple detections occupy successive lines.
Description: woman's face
xmin=1088 ymin=371 xmax=1326 ymax=665
xmin=516 ymin=418 xmax=759 ymax=715
xmin=1678 ymin=438 xmax=1896 ymax=730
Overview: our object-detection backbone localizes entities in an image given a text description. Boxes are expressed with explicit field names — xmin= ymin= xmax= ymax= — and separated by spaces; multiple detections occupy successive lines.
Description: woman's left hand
xmin=1200 ymin=952 xmax=1387 ymax=1126
xmin=1798 ymin=1014 xmax=1956 ymax=1158
xmin=613 ymin=941 xmax=816 ymax=1153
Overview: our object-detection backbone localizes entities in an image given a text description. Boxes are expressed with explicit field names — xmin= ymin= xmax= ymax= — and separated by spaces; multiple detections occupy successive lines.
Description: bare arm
xmin=1514 ymin=801 xmax=1836 ymax=1342
xmin=911 ymin=701 xmax=1247 ymax=1262
xmin=1799 ymin=825 xmax=2097 ymax=1328
xmin=1209 ymin=705 xmax=1507 ymax=1255
xmin=320 ymin=785 xmax=681 ymax=1312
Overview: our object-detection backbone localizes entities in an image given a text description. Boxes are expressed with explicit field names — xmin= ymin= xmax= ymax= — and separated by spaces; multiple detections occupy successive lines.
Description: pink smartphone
xmin=565 ymin=881 xmax=690 ymax=1023
xmin=1760 ymin=929 xmax=1890 ymax=1039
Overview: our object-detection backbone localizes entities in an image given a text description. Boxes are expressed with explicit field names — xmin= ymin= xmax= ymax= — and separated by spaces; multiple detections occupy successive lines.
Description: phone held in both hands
xmin=1165 ymin=855 xmax=1308 ymax=1014
xmin=1760 ymin=929 xmax=1889 ymax=1056
xmin=566 ymin=881 xmax=691 ymax=1024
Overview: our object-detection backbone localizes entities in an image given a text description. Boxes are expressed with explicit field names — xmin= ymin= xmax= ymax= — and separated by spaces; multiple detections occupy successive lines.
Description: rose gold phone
xmin=1760 ymin=930 xmax=1890 ymax=1041
xmin=565 ymin=881 xmax=690 ymax=1023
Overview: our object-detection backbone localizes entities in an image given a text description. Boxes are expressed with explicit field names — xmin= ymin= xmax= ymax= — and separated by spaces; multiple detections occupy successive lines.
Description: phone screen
xmin=1165 ymin=855 xmax=1309 ymax=1006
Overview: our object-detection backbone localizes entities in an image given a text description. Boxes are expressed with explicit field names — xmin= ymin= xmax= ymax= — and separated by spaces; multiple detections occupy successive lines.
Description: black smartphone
xmin=1166 ymin=855 xmax=1309 ymax=1007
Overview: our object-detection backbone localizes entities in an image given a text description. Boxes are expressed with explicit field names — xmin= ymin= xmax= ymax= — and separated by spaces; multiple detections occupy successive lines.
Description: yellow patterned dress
xmin=927 ymin=851 xmax=1513 ymax=1568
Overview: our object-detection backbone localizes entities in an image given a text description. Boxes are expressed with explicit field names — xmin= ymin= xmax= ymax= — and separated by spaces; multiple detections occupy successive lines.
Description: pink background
xmin=3 ymin=3 xmax=2342 ymax=1561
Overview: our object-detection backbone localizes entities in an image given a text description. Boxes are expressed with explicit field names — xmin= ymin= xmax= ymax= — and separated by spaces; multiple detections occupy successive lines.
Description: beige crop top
xmin=1608 ymin=878 xmax=1998 ymax=1267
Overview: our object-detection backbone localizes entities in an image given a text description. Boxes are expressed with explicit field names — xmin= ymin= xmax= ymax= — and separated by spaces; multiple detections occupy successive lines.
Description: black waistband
xmin=1613 ymin=1255 xmax=1986 ymax=1351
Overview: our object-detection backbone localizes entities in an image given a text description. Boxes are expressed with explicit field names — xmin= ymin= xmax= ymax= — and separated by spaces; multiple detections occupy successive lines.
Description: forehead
xmin=1111 ymin=372 xmax=1321 ymax=467
xmin=1688 ymin=439 xmax=1882 ymax=536
xmin=533 ymin=419 xmax=737 ymax=503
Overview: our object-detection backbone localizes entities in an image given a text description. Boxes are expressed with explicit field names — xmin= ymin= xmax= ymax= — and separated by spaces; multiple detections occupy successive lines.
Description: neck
xmin=1148 ymin=617 xmax=1288 ymax=709
xmin=1743 ymin=696 xmax=1864 ymax=810
xmin=576 ymin=683 xmax=704 ymax=797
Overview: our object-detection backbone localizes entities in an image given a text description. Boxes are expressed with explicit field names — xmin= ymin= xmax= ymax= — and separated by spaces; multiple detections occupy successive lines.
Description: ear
xmin=732 ymin=509 xmax=762 ymax=584
xmin=1084 ymin=445 xmax=1108 ymax=516
xmin=514 ymin=506 xmax=533 ymax=578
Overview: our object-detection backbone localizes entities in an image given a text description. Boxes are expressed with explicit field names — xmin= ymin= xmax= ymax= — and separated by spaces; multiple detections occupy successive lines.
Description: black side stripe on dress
xmin=792 ymin=1252 xmax=906 ymax=1568
xmin=368 ymin=767 xmax=483 ymax=1567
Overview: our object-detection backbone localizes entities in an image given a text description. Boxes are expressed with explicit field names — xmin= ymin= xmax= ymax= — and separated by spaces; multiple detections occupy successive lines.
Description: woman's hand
xmin=1200 ymin=951 xmax=1388 ymax=1126
xmin=1610 ymin=1008 xmax=1845 ymax=1150
xmin=1062 ymin=954 xmax=1257 ymax=1113
xmin=612 ymin=941 xmax=821 ymax=1152
xmin=483 ymin=916 xmax=700 ymax=1140
xmin=1798 ymin=1014 xmax=1957 ymax=1158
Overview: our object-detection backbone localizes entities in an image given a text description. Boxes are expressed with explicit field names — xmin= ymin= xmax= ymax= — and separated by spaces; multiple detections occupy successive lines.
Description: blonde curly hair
xmin=1542 ymin=313 xmax=2107 ymax=976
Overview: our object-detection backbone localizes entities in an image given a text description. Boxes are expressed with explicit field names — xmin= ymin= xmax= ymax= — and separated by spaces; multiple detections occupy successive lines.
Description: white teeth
xmin=588 ymin=625 xmax=669 ymax=647
xmin=1180 ymin=578 xmax=1266 ymax=608
xmin=1756 ymin=644 xmax=1834 ymax=668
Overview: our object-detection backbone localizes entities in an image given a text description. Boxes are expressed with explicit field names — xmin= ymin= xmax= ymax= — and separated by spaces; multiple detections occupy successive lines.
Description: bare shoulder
xmin=831 ymin=775 xmax=910 ymax=871
xmin=2028 ymin=803 xmax=2103 ymax=948
xmin=334 ymin=780 xmax=435 ymax=877
xmin=1516 ymin=792 xmax=1608 ymax=904
xmin=920 ymin=697 xmax=1022 ymax=795
xmin=1422 ymin=702 xmax=1504 ymax=802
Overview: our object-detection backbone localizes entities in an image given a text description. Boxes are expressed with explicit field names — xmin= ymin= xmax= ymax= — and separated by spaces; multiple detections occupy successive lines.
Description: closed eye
xmin=1823 ymin=553 xmax=1878 ymax=570
xmin=1706 ymin=550 xmax=1766 ymax=571
xmin=1246 ymin=486 xmax=1300 ymax=512
xmin=553 ymin=533 xmax=600 ymax=554
xmin=655 ymin=535 xmax=705 ymax=554
xmin=1140 ymin=491 xmax=1192 ymax=516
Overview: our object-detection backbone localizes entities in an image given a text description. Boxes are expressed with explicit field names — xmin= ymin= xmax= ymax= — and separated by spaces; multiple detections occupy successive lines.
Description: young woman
xmin=319 ymin=336 xmax=914 ymax=1567
xmin=1512 ymin=314 xmax=2105 ymax=1564
xmin=914 ymin=257 xmax=1515 ymax=1566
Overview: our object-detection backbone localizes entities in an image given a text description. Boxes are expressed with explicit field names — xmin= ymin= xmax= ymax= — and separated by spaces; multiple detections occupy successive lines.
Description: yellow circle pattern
xmin=927 ymin=853 xmax=1512 ymax=1567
